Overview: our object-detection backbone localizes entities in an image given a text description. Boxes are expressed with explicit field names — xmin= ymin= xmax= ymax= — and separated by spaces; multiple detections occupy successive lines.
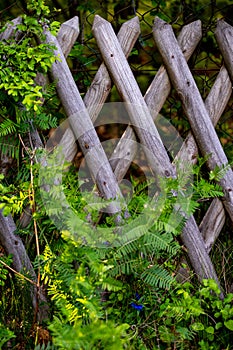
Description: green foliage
xmin=0 ymin=323 xmax=15 ymax=349
xmin=34 ymin=343 xmax=57 ymax=350
xmin=0 ymin=174 xmax=29 ymax=216
xmin=0 ymin=255 xmax=12 ymax=287
xmin=0 ymin=1 xmax=233 ymax=349
xmin=152 ymin=280 xmax=233 ymax=349
xmin=0 ymin=1 xmax=60 ymax=162
xmin=0 ymin=23 xmax=57 ymax=111
xmin=39 ymin=236 xmax=131 ymax=349
xmin=49 ymin=319 xmax=129 ymax=350
xmin=191 ymin=157 xmax=224 ymax=200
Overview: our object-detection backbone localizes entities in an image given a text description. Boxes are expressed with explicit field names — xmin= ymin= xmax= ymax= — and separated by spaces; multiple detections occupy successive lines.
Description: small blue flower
xmin=131 ymin=302 xmax=144 ymax=311
xmin=135 ymin=292 xmax=140 ymax=301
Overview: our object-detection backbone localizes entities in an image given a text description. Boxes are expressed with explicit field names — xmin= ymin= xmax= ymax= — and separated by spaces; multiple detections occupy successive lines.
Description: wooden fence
xmin=1 ymin=14 xmax=233 ymax=304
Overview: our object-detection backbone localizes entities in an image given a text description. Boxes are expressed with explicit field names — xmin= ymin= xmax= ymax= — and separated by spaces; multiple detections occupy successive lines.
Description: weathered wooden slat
xmin=176 ymin=65 xmax=232 ymax=164
xmin=58 ymin=17 xmax=140 ymax=162
xmin=21 ymin=17 xmax=81 ymax=226
xmin=177 ymin=65 xmax=231 ymax=249
xmin=85 ymin=16 xmax=140 ymax=121
xmin=0 ymin=16 xmax=22 ymax=41
xmin=215 ymin=20 xmax=233 ymax=82
xmin=199 ymin=198 xmax=226 ymax=253
xmin=44 ymin=28 xmax=124 ymax=214
xmin=42 ymin=17 xmax=80 ymax=161
xmin=92 ymin=15 xmax=221 ymax=288
xmin=93 ymin=15 xmax=176 ymax=181
xmin=110 ymin=20 xmax=202 ymax=181
xmin=57 ymin=16 xmax=79 ymax=58
xmin=145 ymin=20 xmax=202 ymax=116
xmin=35 ymin=16 xmax=80 ymax=92
xmin=153 ymin=17 xmax=233 ymax=223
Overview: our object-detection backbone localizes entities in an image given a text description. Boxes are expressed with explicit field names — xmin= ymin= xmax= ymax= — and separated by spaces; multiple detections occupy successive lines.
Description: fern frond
xmin=0 ymin=118 xmax=17 ymax=136
xmin=0 ymin=136 xmax=19 ymax=158
xmin=109 ymin=259 xmax=140 ymax=277
xmin=34 ymin=342 xmax=57 ymax=350
xmin=34 ymin=113 xmax=57 ymax=130
xmin=143 ymin=231 xmax=179 ymax=256
xmin=141 ymin=264 xmax=175 ymax=289
xmin=101 ymin=277 xmax=124 ymax=292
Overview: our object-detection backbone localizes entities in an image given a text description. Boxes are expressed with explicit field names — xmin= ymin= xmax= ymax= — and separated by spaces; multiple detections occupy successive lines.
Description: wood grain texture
xmin=153 ymin=17 xmax=233 ymax=222
xmin=0 ymin=17 xmax=22 ymax=41
xmin=199 ymin=198 xmax=226 ymax=253
xmin=215 ymin=20 xmax=233 ymax=82
xmin=177 ymin=66 xmax=231 ymax=248
xmin=59 ymin=16 xmax=140 ymax=163
xmin=181 ymin=215 xmax=222 ymax=293
xmin=57 ymin=16 xmax=79 ymax=58
xmin=44 ymin=28 xmax=124 ymax=213
xmin=0 ymin=210 xmax=48 ymax=321
xmin=110 ymin=20 xmax=202 ymax=181
xmin=176 ymin=65 xmax=231 ymax=164
xmin=92 ymin=15 xmax=176 ymax=180
xmin=92 ymin=15 xmax=221 ymax=288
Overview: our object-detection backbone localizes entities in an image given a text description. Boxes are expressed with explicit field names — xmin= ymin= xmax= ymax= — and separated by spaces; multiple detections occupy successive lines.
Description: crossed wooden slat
xmin=1 ymin=15 xmax=232 ymax=295
xmin=44 ymin=15 xmax=233 ymax=293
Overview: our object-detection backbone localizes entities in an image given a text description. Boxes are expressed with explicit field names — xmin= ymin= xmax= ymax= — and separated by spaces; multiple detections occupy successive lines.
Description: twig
xmin=0 ymin=258 xmax=37 ymax=286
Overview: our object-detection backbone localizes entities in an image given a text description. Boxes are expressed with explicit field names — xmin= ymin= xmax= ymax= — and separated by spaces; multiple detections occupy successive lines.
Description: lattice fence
xmin=1 ymin=14 xmax=233 ymax=296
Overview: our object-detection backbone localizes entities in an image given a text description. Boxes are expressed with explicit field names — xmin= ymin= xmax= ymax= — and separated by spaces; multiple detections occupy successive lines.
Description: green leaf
xmin=205 ymin=326 xmax=214 ymax=334
xmin=191 ymin=322 xmax=204 ymax=331
xmin=224 ymin=320 xmax=233 ymax=331
xmin=215 ymin=322 xmax=222 ymax=330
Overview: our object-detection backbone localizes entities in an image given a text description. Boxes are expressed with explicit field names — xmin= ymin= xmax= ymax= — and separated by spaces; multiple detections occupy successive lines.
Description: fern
xmin=0 ymin=118 xmax=17 ymax=136
xmin=141 ymin=265 xmax=175 ymax=289
xmin=34 ymin=343 xmax=57 ymax=350
xmin=0 ymin=136 xmax=19 ymax=158
xmin=34 ymin=113 xmax=57 ymax=130
xmin=192 ymin=178 xmax=224 ymax=199
xmin=101 ymin=277 xmax=124 ymax=292
xmin=108 ymin=259 xmax=141 ymax=277
xmin=143 ymin=231 xmax=179 ymax=256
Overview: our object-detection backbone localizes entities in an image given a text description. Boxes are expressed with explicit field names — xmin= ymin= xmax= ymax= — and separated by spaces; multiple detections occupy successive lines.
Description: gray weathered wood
xmin=107 ymin=20 xmax=229 ymax=251
xmin=199 ymin=198 xmax=226 ymax=253
xmin=20 ymin=17 xmax=81 ymax=227
xmin=44 ymin=27 xmax=124 ymax=214
xmin=0 ymin=210 xmax=34 ymax=277
xmin=215 ymin=20 xmax=233 ymax=83
xmin=176 ymin=65 xmax=232 ymax=164
xmin=57 ymin=16 xmax=79 ymax=58
xmin=0 ymin=17 xmax=22 ymax=41
xmin=0 ymin=210 xmax=48 ymax=321
xmin=110 ymin=20 xmax=202 ymax=181
xmin=93 ymin=15 xmax=176 ymax=181
xmin=177 ymin=65 xmax=231 ymax=249
xmin=58 ymin=17 xmax=140 ymax=162
xmin=35 ymin=16 xmax=80 ymax=96
xmin=153 ymin=17 xmax=233 ymax=223
xmin=92 ymin=15 xmax=221 ymax=288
